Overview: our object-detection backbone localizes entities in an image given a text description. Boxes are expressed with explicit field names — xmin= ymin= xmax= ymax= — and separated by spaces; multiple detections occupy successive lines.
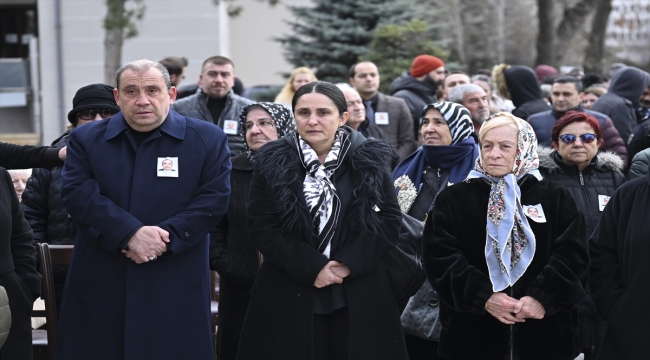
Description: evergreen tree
xmin=362 ymin=19 xmax=450 ymax=93
xmin=276 ymin=0 xmax=408 ymax=83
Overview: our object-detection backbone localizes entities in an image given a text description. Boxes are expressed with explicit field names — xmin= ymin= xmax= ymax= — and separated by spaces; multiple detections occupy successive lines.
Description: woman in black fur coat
xmin=236 ymin=82 xmax=408 ymax=360
xmin=208 ymin=102 xmax=293 ymax=360
xmin=424 ymin=113 xmax=589 ymax=360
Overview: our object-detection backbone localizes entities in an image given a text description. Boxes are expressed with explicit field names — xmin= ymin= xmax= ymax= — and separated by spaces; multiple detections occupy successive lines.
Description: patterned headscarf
xmin=392 ymin=102 xmax=478 ymax=213
xmin=239 ymin=102 xmax=295 ymax=161
xmin=419 ymin=102 xmax=474 ymax=145
xmin=466 ymin=112 xmax=542 ymax=292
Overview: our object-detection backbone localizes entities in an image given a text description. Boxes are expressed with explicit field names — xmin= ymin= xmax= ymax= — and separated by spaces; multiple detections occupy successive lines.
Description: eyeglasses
xmin=244 ymin=119 xmax=275 ymax=131
xmin=78 ymin=109 xmax=119 ymax=120
xmin=558 ymin=133 xmax=597 ymax=145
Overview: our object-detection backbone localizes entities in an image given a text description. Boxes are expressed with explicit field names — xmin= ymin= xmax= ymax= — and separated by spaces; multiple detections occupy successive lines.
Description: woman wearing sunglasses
xmin=537 ymin=110 xmax=625 ymax=360
xmin=20 ymin=84 xmax=119 ymax=313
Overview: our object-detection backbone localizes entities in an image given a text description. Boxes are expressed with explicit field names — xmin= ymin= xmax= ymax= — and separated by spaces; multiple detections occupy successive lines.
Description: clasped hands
xmin=485 ymin=293 xmax=545 ymax=325
xmin=121 ymin=226 xmax=169 ymax=264
xmin=314 ymin=261 xmax=350 ymax=288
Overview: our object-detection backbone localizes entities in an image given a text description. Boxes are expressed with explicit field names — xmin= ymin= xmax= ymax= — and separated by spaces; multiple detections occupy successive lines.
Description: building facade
xmin=0 ymin=0 xmax=308 ymax=145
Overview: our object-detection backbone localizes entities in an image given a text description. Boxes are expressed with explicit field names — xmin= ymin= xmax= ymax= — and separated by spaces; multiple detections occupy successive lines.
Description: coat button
xmin=184 ymin=231 xmax=190 ymax=237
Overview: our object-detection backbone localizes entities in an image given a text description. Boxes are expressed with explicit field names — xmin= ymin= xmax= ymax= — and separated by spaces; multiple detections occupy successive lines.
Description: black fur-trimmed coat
xmin=236 ymin=129 xmax=408 ymax=360
xmin=538 ymin=147 xmax=625 ymax=355
xmin=424 ymin=175 xmax=589 ymax=360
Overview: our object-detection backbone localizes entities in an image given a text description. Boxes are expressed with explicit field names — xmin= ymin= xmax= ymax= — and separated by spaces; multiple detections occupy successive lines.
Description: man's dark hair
xmin=292 ymin=81 xmax=347 ymax=116
xmin=348 ymin=61 xmax=376 ymax=78
xmin=201 ymin=56 xmax=235 ymax=72
xmin=581 ymin=73 xmax=605 ymax=90
xmin=553 ymin=76 xmax=583 ymax=93
xmin=159 ymin=56 xmax=188 ymax=76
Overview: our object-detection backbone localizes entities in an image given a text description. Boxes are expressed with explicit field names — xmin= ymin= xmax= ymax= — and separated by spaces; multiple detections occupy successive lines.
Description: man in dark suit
xmin=349 ymin=61 xmax=417 ymax=160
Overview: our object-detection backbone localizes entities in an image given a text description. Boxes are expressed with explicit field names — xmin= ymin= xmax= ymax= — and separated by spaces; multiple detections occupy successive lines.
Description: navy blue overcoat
xmin=55 ymin=110 xmax=231 ymax=360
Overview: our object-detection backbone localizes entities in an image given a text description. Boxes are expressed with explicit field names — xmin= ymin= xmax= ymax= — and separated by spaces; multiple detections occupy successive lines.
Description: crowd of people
xmin=0 ymin=53 xmax=649 ymax=360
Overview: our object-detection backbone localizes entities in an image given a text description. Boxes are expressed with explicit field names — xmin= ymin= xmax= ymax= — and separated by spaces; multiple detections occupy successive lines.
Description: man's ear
xmin=168 ymin=87 xmax=177 ymax=104
xmin=113 ymin=88 xmax=120 ymax=106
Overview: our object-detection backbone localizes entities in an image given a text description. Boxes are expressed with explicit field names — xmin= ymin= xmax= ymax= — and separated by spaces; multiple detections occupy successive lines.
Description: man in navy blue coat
xmin=56 ymin=59 xmax=231 ymax=360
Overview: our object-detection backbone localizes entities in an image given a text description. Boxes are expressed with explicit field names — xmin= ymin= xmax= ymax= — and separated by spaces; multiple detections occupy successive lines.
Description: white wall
xmin=38 ymin=0 xmax=222 ymax=144
xmin=36 ymin=0 xmax=311 ymax=144
xmin=229 ymin=0 xmax=311 ymax=87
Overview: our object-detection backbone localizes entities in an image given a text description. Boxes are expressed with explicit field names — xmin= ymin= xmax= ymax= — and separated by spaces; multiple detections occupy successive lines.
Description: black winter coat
xmin=237 ymin=129 xmax=408 ymax=360
xmin=0 ymin=167 xmax=40 ymax=360
xmin=537 ymin=148 xmax=625 ymax=235
xmin=424 ymin=176 xmax=588 ymax=360
xmin=512 ymin=99 xmax=551 ymax=120
xmin=591 ymin=67 xmax=650 ymax=146
xmin=538 ymin=148 xmax=625 ymax=355
xmin=589 ymin=166 xmax=650 ymax=359
xmin=21 ymin=133 xmax=77 ymax=247
xmin=21 ymin=133 xmax=76 ymax=312
xmin=627 ymin=117 xmax=650 ymax=162
xmin=389 ymin=72 xmax=438 ymax=139
xmin=209 ymin=153 xmax=258 ymax=360
xmin=501 ymin=65 xmax=551 ymax=119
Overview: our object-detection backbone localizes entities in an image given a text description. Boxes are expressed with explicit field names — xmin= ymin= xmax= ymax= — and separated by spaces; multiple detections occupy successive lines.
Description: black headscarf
xmin=238 ymin=102 xmax=295 ymax=161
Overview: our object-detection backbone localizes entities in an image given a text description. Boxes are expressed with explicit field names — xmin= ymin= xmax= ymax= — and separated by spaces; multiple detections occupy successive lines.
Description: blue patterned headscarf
xmin=239 ymin=102 xmax=294 ymax=161
xmin=465 ymin=112 xmax=542 ymax=292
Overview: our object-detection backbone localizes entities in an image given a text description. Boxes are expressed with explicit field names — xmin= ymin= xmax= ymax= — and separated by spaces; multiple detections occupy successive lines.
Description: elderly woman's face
xmin=481 ymin=124 xmax=518 ymax=177
xmin=9 ymin=171 xmax=30 ymax=202
xmin=554 ymin=121 xmax=601 ymax=170
xmin=420 ymin=108 xmax=452 ymax=146
xmin=294 ymin=92 xmax=347 ymax=153
xmin=245 ymin=107 xmax=279 ymax=151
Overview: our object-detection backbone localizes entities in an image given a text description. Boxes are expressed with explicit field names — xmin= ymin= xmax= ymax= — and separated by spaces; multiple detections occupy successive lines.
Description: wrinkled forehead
xmin=119 ymin=68 xmax=166 ymax=89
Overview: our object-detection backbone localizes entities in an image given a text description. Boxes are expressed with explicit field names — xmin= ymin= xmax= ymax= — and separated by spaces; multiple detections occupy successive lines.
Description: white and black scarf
xmin=296 ymin=130 xmax=351 ymax=257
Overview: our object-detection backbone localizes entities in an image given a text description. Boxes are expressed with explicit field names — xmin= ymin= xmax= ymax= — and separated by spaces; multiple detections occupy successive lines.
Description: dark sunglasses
xmin=78 ymin=109 xmax=119 ymax=120
xmin=558 ymin=133 xmax=597 ymax=145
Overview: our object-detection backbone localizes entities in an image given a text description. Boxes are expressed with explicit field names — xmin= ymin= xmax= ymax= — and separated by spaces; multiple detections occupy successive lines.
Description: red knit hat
xmin=411 ymin=55 xmax=445 ymax=78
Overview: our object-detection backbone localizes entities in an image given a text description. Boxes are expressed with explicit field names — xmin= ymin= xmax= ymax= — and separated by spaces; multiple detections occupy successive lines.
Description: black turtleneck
xmin=130 ymin=128 xmax=157 ymax=146
xmin=552 ymin=104 xmax=585 ymax=119
xmin=207 ymin=96 xmax=227 ymax=123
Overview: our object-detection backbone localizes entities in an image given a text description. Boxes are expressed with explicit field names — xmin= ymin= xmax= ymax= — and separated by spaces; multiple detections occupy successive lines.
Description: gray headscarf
xmin=239 ymin=102 xmax=295 ymax=160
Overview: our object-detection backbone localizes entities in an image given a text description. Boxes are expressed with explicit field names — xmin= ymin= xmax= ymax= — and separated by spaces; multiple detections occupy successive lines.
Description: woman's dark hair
xmin=551 ymin=110 xmax=603 ymax=144
xmin=291 ymin=81 xmax=347 ymax=116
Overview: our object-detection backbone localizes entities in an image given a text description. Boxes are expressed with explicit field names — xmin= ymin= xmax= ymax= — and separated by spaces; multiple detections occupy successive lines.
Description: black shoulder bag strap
xmin=422 ymin=171 xmax=451 ymax=224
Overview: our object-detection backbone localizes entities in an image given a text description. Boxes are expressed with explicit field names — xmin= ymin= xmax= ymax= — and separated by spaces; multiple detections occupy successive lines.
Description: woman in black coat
xmin=209 ymin=102 xmax=293 ymax=360
xmin=237 ymin=81 xmax=407 ymax=360
xmin=589 ymin=162 xmax=650 ymax=359
xmin=424 ymin=113 xmax=589 ymax=360
xmin=0 ymin=167 xmax=41 ymax=360
xmin=538 ymin=111 xmax=625 ymax=359
xmin=391 ymin=102 xmax=479 ymax=359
